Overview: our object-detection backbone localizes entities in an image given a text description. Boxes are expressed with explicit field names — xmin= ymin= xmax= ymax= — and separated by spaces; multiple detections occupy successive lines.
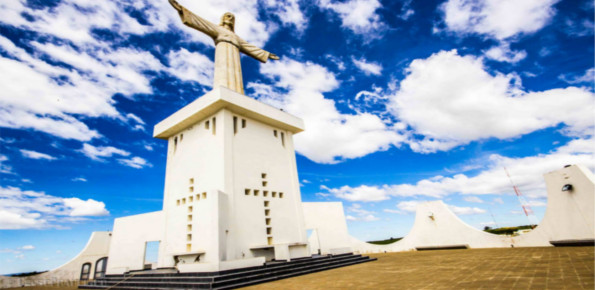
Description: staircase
xmin=80 ymin=253 xmax=376 ymax=290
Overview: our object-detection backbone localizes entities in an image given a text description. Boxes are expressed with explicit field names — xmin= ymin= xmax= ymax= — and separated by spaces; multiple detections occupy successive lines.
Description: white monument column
xmin=153 ymin=86 xmax=309 ymax=272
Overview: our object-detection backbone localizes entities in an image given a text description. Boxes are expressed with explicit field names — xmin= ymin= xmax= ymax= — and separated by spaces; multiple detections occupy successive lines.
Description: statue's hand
xmin=269 ymin=53 xmax=280 ymax=60
xmin=169 ymin=0 xmax=183 ymax=12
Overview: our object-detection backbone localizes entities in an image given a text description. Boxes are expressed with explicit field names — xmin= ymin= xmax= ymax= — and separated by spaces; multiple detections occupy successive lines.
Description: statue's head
xmin=220 ymin=12 xmax=235 ymax=31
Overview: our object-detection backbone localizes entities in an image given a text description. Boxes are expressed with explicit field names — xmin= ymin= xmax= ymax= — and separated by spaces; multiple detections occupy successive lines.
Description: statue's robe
xmin=178 ymin=7 xmax=271 ymax=94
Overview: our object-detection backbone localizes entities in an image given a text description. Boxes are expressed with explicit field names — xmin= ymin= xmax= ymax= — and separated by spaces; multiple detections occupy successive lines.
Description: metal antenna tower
xmin=504 ymin=167 xmax=539 ymax=227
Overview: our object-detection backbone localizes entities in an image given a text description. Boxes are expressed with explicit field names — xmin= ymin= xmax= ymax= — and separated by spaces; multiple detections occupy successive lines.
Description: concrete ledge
xmin=154 ymin=87 xmax=304 ymax=139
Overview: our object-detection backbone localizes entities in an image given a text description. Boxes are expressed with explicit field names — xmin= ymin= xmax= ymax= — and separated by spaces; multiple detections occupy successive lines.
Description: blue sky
xmin=0 ymin=0 xmax=593 ymax=274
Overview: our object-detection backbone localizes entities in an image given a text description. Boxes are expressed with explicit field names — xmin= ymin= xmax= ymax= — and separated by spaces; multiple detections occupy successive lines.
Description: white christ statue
xmin=169 ymin=0 xmax=279 ymax=95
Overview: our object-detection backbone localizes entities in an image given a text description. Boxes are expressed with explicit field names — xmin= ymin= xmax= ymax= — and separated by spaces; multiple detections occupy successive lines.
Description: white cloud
xmin=399 ymin=0 xmax=415 ymax=20
xmin=62 ymin=198 xmax=109 ymax=217
xmin=346 ymin=203 xmax=379 ymax=221
xmin=72 ymin=177 xmax=87 ymax=182
xmin=0 ymin=186 xmax=109 ymax=229
xmin=320 ymin=137 xmax=595 ymax=202
xmin=383 ymin=208 xmax=401 ymax=214
xmin=463 ymin=196 xmax=484 ymax=203
xmin=20 ymin=245 xmax=34 ymax=251
xmin=320 ymin=185 xmax=390 ymax=202
xmin=262 ymin=0 xmax=307 ymax=31
xmin=0 ymin=154 xmax=15 ymax=175
xmin=20 ymin=150 xmax=56 ymax=161
xmin=253 ymin=58 xmax=405 ymax=163
xmin=167 ymin=48 xmax=214 ymax=86
xmin=318 ymin=0 xmax=383 ymax=36
xmin=79 ymin=144 xmax=130 ymax=161
xmin=389 ymin=50 xmax=594 ymax=153
xmin=439 ymin=0 xmax=559 ymax=40
xmin=352 ymin=57 xmax=383 ymax=76
xmin=559 ymin=68 xmax=595 ymax=85
xmin=493 ymin=197 xmax=504 ymax=204
xmin=525 ymin=200 xmax=547 ymax=207
xmin=118 ymin=157 xmax=152 ymax=169
xmin=395 ymin=200 xmax=485 ymax=215
xmin=448 ymin=205 xmax=486 ymax=215
xmin=484 ymin=43 xmax=527 ymax=63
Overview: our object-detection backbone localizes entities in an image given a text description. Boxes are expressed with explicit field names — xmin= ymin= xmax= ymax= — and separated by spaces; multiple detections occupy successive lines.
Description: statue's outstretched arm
xmin=169 ymin=0 xmax=218 ymax=38
xmin=239 ymin=39 xmax=279 ymax=63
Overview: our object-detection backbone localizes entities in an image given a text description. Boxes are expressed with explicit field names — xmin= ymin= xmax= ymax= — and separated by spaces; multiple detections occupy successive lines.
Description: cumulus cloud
xmin=20 ymin=150 xmax=57 ymax=161
xmin=320 ymin=137 xmax=594 ymax=202
xmin=352 ymin=57 xmax=383 ymax=76
xmin=484 ymin=42 xmax=527 ymax=63
xmin=252 ymin=58 xmax=405 ymax=163
xmin=389 ymin=50 xmax=594 ymax=153
xmin=167 ymin=48 xmax=214 ymax=86
xmin=318 ymin=0 xmax=384 ymax=36
xmin=0 ymin=186 xmax=109 ymax=229
xmin=439 ymin=0 xmax=559 ymax=40
xmin=72 ymin=177 xmax=88 ymax=182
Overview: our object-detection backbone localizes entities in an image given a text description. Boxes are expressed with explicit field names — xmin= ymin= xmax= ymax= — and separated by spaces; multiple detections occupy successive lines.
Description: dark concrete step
xmin=80 ymin=254 xmax=376 ymax=290
xmin=86 ymin=256 xmax=368 ymax=288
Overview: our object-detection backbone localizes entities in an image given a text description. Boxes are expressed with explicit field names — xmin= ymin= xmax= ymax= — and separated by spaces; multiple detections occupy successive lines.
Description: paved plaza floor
xmin=244 ymin=246 xmax=594 ymax=289
xmin=5 ymin=246 xmax=593 ymax=289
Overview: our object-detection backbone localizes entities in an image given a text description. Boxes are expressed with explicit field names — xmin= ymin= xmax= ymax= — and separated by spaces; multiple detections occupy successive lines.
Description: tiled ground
xmin=5 ymin=247 xmax=593 ymax=290
xmin=244 ymin=247 xmax=594 ymax=289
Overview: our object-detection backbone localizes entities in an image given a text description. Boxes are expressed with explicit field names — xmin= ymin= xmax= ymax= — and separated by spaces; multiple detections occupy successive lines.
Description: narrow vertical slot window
xmin=273 ymin=130 xmax=277 ymax=137
xmin=281 ymin=132 xmax=285 ymax=147
xmin=233 ymin=116 xmax=238 ymax=135
xmin=173 ymin=136 xmax=178 ymax=152
xmin=196 ymin=194 xmax=200 ymax=200
xmin=187 ymin=224 xmax=192 ymax=231
xmin=266 ymin=227 xmax=272 ymax=235
xmin=187 ymin=234 xmax=192 ymax=241
xmin=186 ymin=244 xmax=192 ymax=252
xmin=279 ymin=192 xmax=284 ymax=198
xmin=263 ymin=191 xmax=268 ymax=197
xmin=202 ymin=192 xmax=207 ymax=199
xmin=265 ymin=218 xmax=271 ymax=225
xmin=188 ymin=206 xmax=193 ymax=213
xmin=187 ymin=215 xmax=192 ymax=222
xmin=182 ymin=198 xmax=186 ymax=204
xmin=267 ymin=237 xmax=273 ymax=245
xmin=189 ymin=178 xmax=194 ymax=185
xmin=189 ymin=186 xmax=194 ymax=193
xmin=264 ymin=201 xmax=269 ymax=207
xmin=212 ymin=117 xmax=216 ymax=135
xmin=189 ymin=196 xmax=193 ymax=202
xmin=180 ymin=134 xmax=183 ymax=141
xmin=254 ymin=190 xmax=259 ymax=196
xmin=272 ymin=192 xmax=277 ymax=198
xmin=176 ymin=200 xmax=180 ymax=206
xmin=205 ymin=120 xmax=210 ymax=130
xmin=241 ymin=119 xmax=246 ymax=128
xmin=265 ymin=209 xmax=270 ymax=216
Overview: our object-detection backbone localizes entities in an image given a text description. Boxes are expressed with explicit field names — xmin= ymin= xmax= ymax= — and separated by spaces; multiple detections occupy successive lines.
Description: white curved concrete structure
xmin=513 ymin=164 xmax=594 ymax=246
xmin=0 ymin=231 xmax=111 ymax=288
xmin=303 ymin=164 xmax=594 ymax=254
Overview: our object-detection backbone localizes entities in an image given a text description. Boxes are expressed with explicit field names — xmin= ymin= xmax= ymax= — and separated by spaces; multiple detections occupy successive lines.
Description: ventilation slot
xmin=233 ymin=116 xmax=238 ymax=135
xmin=242 ymin=119 xmax=246 ymax=128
